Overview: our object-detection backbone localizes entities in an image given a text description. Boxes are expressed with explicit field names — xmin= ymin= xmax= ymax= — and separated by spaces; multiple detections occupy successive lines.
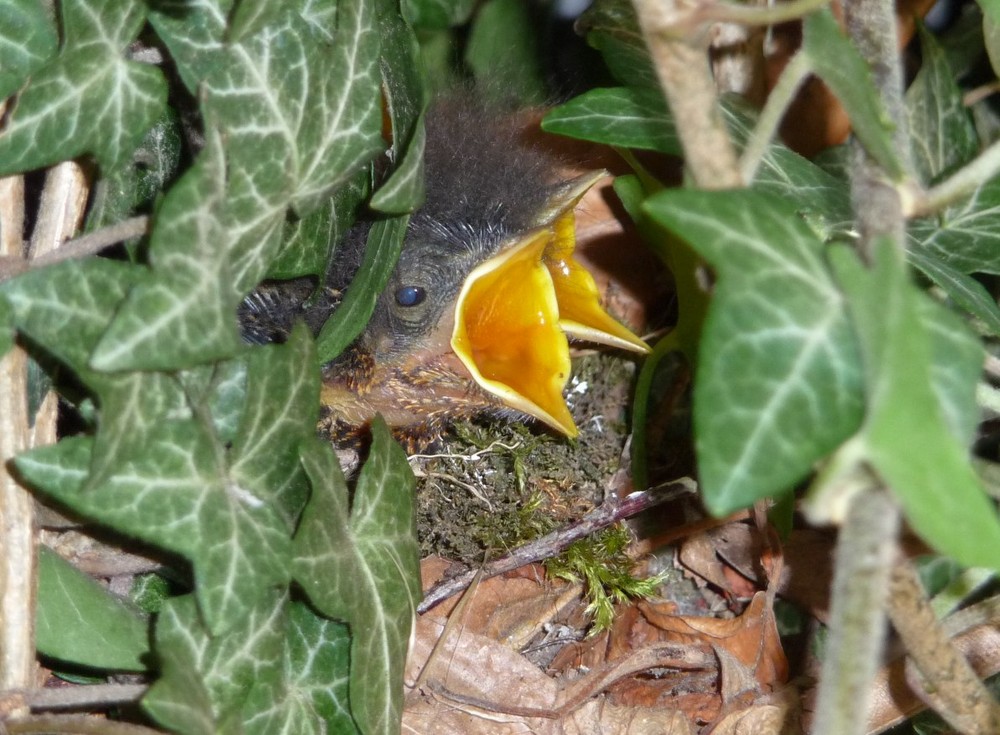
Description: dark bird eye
xmin=395 ymin=285 xmax=426 ymax=307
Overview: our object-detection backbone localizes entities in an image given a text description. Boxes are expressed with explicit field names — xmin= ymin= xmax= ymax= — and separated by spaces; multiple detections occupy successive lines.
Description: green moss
xmin=545 ymin=523 xmax=665 ymax=634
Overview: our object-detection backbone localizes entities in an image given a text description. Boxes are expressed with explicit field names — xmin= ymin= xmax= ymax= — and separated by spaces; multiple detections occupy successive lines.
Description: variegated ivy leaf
xmin=144 ymin=594 xmax=356 ymax=735
xmin=906 ymin=24 xmax=978 ymax=185
xmin=370 ymin=0 xmax=426 ymax=215
xmin=17 ymin=325 xmax=319 ymax=634
xmin=0 ymin=259 xmax=139 ymax=390
xmin=0 ymin=0 xmax=167 ymax=174
xmin=91 ymin=128 xmax=238 ymax=372
xmin=645 ymin=189 xmax=865 ymax=515
xmin=0 ymin=0 xmax=58 ymax=101
xmin=830 ymin=241 xmax=1000 ymax=569
xmin=143 ymin=592 xmax=288 ymax=734
xmin=293 ymin=419 xmax=419 ymax=735
xmin=149 ymin=0 xmax=384 ymax=297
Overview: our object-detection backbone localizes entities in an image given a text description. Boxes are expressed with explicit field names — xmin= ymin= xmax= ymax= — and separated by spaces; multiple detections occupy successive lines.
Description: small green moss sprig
xmin=545 ymin=523 xmax=665 ymax=634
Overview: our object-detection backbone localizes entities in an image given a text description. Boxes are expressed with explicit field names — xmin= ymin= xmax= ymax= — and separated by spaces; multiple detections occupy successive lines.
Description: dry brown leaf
xmin=641 ymin=592 xmax=788 ymax=690
xmin=707 ymin=699 xmax=800 ymax=735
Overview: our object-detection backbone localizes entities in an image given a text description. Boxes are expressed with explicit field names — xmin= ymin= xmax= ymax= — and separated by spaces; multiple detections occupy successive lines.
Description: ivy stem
xmin=811 ymin=485 xmax=899 ymax=735
xmin=631 ymin=0 xmax=742 ymax=188
xmin=842 ymin=0 xmax=910 ymax=261
xmin=696 ymin=0 xmax=831 ymax=26
xmin=810 ymin=0 xmax=912 ymax=732
xmin=740 ymin=51 xmax=812 ymax=183
xmin=904 ymin=138 xmax=1000 ymax=218
xmin=887 ymin=558 xmax=1000 ymax=731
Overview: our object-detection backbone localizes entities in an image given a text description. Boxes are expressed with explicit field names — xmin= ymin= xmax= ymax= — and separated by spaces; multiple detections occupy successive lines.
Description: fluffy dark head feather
xmin=340 ymin=91 xmax=568 ymax=361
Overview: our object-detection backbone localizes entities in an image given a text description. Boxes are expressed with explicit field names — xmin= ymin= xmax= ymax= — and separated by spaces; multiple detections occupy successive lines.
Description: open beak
xmin=451 ymin=171 xmax=650 ymax=438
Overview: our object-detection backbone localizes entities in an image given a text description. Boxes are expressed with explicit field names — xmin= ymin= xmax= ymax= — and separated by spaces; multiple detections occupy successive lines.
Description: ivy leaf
xmin=0 ymin=0 xmax=167 ymax=174
xmin=269 ymin=171 xmax=370 ymax=280
xmin=149 ymin=0 xmax=384 ymax=296
xmin=240 ymin=603 xmax=357 ymax=735
xmin=91 ymin=127 xmax=238 ymax=372
xmin=315 ymin=215 xmax=409 ymax=362
xmin=294 ymin=419 xmax=419 ymax=735
xmin=466 ymin=0 xmax=547 ymax=105
xmin=577 ymin=0 xmax=658 ymax=91
xmin=906 ymin=23 xmax=978 ymax=184
xmin=721 ymin=101 xmax=853 ymax=235
xmin=801 ymin=8 xmax=903 ymax=180
xmin=0 ymin=259 xmax=139 ymax=389
xmin=0 ymin=0 xmax=58 ymax=100
xmin=909 ymin=178 xmax=1000 ymax=274
xmin=85 ymin=108 xmax=184 ymax=232
xmin=645 ymin=189 xmax=864 ymax=515
xmin=143 ymin=592 xmax=288 ymax=734
xmin=908 ymin=249 xmax=1000 ymax=336
xmin=281 ymin=602 xmax=357 ymax=734
xmin=36 ymin=546 xmax=150 ymax=672
xmin=830 ymin=241 xmax=1000 ymax=569
xmin=370 ymin=0 xmax=427 ymax=214
xmin=18 ymin=326 xmax=319 ymax=634
xmin=401 ymin=0 xmax=477 ymax=30
xmin=542 ymin=87 xmax=681 ymax=154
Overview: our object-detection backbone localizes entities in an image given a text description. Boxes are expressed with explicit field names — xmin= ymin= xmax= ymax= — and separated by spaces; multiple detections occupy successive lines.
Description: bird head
xmin=319 ymin=98 xmax=649 ymax=446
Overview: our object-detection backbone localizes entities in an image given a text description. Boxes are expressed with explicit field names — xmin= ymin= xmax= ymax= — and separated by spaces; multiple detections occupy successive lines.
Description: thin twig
xmin=32 ymin=215 xmax=149 ymax=267
xmin=812 ymin=485 xmax=900 ymax=735
xmin=4 ymin=683 xmax=148 ymax=712
xmin=631 ymin=0 xmax=742 ymax=188
xmin=0 ymin=215 xmax=149 ymax=284
xmin=0 ymin=714 xmax=163 ymax=735
xmin=904 ymin=139 xmax=1000 ymax=218
xmin=740 ymin=51 xmax=812 ymax=183
xmin=887 ymin=558 xmax=1000 ymax=733
xmin=417 ymin=479 xmax=696 ymax=613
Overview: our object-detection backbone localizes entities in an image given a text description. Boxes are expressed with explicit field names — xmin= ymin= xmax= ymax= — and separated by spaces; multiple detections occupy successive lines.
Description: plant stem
xmin=905 ymin=138 xmax=1000 ymax=218
xmin=812 ymin=486 xmax=899 ymax=735
xmin=631 ymin=0 xmax=742 ymax=189
xmin=698 ymin=0 xmax=831 ymax=26
xmin=741 ymin=51 xmax=812 ymax=183
xmin=887 ymin=558 xmax=1000 ymax=733
xmin=842 ymin=0 xmax=910 ymax=260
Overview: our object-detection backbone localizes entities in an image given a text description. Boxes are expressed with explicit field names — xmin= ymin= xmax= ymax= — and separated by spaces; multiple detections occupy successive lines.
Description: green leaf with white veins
xmin=909 ymin=177 xmax=1000 ymax=275
xmin=0 ymin=0 xmax=167 ymax=174
xmin=542 ymin=87 xmax=681 ymax=155
xmin=830 ymin=241 xmax=1000 ymax=569
xmin=906 ymin=24 xmax=978 ymax=184
xmin=149 ymin=0 xmax=383 ymax=295
xmin=144 ymin=592 xmax=288 ymax=734
xmin=0 ymin=259 xmax=138 ymax=390
xmin=19 ymin=430 xmax=291 ymax=638
xmin=645 ymin=189 xmax=865 ymax=515
xmin=294 ymin=420 xmax=420 ymax=735
xmin=238 ymin=602 xmax=357 ymax=735
xmin=18 ymin=326 xmax=319 ymax=634
xmin=92 ymin=128 xmax=236 ymax=372
xmin=0 ymin=0 xmax=57 ymax=101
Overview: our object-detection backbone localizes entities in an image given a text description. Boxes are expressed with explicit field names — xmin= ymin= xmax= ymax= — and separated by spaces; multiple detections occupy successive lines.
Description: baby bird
xmin=240 ymin=94 xmax=648 ymax=449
